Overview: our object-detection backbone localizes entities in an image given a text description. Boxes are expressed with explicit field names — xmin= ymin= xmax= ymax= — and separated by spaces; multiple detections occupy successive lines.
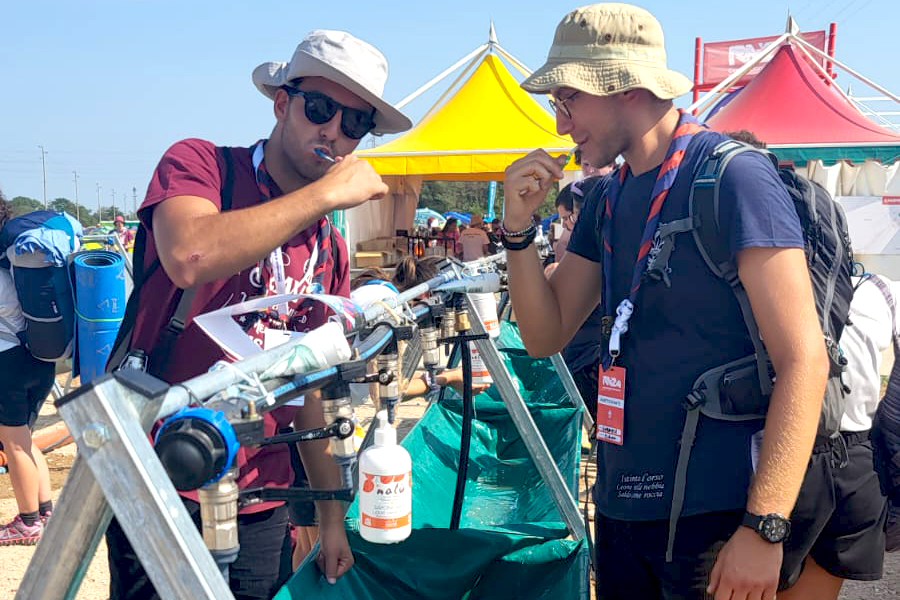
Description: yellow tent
xmin=346 ymin=35 xmax=576 ymax=259
xmin=357 ymin=54 xmax=575 ymax=181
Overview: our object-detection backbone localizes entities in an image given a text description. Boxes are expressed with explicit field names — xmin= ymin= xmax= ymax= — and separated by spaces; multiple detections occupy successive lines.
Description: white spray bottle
xmin=358 ymin=410 xmax=412 ymax=543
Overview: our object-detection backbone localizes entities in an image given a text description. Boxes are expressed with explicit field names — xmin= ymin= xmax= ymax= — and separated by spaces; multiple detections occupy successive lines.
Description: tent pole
xmin=687 ymin=32 xmax=790 ymax=117
xmin=692 ymin=37 xmax=702 ymax=114
xmin=792 ymin=35 xmax=900 ymax=104
xmin=792 ymin=40 xmax=899 ymax=132
xmin=418 ymin=48 xmax=490 ymax=123
xmin=396 ymin=44 xmax=489 ymax=109
xmin=792 ymin=42 xmax=857 ymax=108
xmin=826 ymin=23 xmax=837 ymax=82
xmin=493 ymin=44 xmax=533 ymax=78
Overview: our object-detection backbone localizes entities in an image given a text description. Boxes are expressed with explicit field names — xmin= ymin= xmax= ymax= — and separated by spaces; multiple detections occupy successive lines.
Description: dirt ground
xmin=2 ymin=386 xmax=899 ymax=599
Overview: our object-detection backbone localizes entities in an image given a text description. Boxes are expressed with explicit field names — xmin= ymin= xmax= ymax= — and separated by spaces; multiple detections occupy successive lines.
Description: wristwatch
xmin=741 ymin=512 xmax=791 ymax=543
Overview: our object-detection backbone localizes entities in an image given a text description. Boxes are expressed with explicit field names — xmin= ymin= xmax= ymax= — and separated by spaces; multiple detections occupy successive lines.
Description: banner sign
xmin=836 ymin=196 xmax=900 ymax=255
xmin=702 ymin=31 xmax=827 ymax=86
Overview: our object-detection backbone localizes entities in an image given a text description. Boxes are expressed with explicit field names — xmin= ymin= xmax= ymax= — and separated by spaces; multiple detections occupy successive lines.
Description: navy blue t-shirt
xmin=568 ymin=131 xmax=803 ymax=523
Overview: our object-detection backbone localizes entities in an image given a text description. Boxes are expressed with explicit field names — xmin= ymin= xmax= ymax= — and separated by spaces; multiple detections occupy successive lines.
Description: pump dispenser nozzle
xmin=373 ymin=410 xmax=396 ymax=446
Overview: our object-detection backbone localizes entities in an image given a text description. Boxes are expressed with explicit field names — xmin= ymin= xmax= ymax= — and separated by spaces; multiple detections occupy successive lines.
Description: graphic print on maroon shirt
xmin=132 ymin=138 xmax=351 ymax=512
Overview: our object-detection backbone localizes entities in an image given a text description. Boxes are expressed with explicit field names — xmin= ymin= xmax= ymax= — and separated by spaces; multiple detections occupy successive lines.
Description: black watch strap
xmin=741 ymin=512 xmax=790 ymax=543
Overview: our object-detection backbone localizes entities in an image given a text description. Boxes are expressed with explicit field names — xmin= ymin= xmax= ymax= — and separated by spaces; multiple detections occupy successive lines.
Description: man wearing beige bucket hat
xmin=104 ymin=30 xmax=411 ymax=599
xmin=501 ymin=5 xmax=826 ymax=600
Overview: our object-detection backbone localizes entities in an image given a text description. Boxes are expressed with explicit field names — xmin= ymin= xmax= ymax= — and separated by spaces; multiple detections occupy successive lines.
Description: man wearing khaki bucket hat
xmin=104 ymin=30 xmax=411 ymax=599
xmin=502 ymin=5 xmax=826 ymax=600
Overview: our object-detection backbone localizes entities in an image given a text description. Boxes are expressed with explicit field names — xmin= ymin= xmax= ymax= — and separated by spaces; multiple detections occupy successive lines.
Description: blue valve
xmin=154 ymin=407 xmax=239 ymax=491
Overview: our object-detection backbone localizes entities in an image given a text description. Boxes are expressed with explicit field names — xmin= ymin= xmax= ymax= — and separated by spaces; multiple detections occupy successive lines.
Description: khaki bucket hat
xmin=521 ymin=3 xmax=693 ymax=100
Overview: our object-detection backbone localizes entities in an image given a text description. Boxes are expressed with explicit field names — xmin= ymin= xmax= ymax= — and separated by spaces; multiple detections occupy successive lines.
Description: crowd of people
xmin=0 ymin=4 xmax=897 ymax=600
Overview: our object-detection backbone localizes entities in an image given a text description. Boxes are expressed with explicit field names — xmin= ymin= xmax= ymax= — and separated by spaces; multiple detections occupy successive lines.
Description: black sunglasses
xmin=283 ymin=88 xmax=376 ymax=140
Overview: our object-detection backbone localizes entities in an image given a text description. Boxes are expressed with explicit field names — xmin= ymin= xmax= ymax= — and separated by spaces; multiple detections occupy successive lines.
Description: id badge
xmin=596 ymin=366 xmax=626 ymax=445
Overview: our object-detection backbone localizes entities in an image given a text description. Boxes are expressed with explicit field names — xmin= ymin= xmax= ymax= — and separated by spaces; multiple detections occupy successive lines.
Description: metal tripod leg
xmin=465 ymin=295 xmax=586 ymax=541
xmin=549 ymin=353 xmax=596 ymax=436
xmin=16 ymin=457 xmax=111 ymax=600
xmin=17 ymin=375 xmax=234 ymax=600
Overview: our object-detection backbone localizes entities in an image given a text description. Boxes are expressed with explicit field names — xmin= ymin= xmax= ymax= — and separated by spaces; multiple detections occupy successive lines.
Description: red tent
xmin=705 ymin=44 xmax=900 ymax=161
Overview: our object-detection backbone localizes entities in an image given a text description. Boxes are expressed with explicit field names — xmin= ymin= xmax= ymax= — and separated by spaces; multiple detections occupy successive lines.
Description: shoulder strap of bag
xmin=106 ymin=146 xmax=236 ymax=373
xmin=147 ymin=147 xmax=235 ymax=374
xmin=689 ymin=139 xmax=775 ymax=397
xmin=868 ymin=274 xmax=899 ymax=345
xmin=666 ymin=140 xmax=774 ymax=563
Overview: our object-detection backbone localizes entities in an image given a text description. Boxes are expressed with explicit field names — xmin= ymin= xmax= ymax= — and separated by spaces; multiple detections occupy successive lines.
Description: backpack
xmin=649 ymin=139 xmax=855 ymax=561
xmin=868 ymin=274 xmax=900 ymax=551
xmin=106 ymin=146 xmax=341 ymax=376
xmin=0 ymin=211 xmax=80 ymax=362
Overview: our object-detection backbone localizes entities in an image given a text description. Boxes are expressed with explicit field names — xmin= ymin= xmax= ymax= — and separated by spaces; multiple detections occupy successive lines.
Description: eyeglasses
xmin=548 ymin=92 xmax=579 ymax=120
xmin=283 ymin=88 xmax=376 ymax=140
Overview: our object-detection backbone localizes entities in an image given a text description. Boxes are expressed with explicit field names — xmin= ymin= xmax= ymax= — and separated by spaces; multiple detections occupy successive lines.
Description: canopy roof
xmin=358 ymin=54 xmax=575 ymax=181
xmin=705 ymin=44 xmax=900 ymax=164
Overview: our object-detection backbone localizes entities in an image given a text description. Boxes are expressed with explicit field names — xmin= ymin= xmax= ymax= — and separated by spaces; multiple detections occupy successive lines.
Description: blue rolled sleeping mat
xmin=72 ymin=251 xmax=126 ymax=383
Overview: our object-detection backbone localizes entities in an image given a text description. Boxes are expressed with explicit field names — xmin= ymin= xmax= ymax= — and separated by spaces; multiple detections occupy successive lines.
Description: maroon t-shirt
xmin=134 ymin=138 xmax=350 ymax=513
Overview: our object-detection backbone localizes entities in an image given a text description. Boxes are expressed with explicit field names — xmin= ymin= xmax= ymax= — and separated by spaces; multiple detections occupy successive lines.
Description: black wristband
xmin=501 ymin=230 xmax=536 ymax=251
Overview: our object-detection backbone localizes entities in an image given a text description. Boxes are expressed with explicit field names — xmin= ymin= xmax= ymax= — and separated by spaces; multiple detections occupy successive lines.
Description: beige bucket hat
xmin=521 ymin=3 xmax=693 ymax=100
xmin=252 ymin=30 xmax=412 ymax=135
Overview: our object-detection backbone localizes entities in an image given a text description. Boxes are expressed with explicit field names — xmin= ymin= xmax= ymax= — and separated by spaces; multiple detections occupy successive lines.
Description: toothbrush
xmin=314 ymin=148 xmax=336 ymax=163
xmin=517 ymin=147 xmax=577 ymax=196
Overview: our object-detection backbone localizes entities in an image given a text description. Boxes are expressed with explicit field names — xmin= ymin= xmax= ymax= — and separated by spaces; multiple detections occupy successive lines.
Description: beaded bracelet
xmin=498 ymin=221 xmax=536 ymax=238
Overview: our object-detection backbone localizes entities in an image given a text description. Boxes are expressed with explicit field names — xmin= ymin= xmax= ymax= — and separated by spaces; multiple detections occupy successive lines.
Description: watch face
xmin=761 ymin=516 xmax=789 ymax=542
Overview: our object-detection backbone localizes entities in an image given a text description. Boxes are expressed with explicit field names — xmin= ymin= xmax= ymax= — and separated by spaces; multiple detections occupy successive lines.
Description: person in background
xmin=441 ymin=217 xmax=460 ymax=257
xmin=104 ymin=29 xmax=411 ymax=599
xmin=458 ymin=213 xmax=490 ymax=261
xmin=0 ymin=189 xmax=56 ymax=546
xmin=574 ymin=148 xmax=615 ymax=178
xmin=386 ymin=257 xmax=488 ymax=396
xmin=543 ymin=177 xmax=605 ymax=424
xmin=777 ymin=272 xmax=895 ymax=600
xmin=392 ymin=255 xmax=443 ymax=292
xmin=552 ymin=183 xmax=577 ymax=264
xmin=113 ymin=215 xmax=135 ymax=251
xmin=487 ymin=218 xmax=502 ymax=255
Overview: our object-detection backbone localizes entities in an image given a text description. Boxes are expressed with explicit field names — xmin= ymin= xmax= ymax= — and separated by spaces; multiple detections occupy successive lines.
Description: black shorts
xmin=781 ymin=431 xmax=888 ymax=586
xmin=594 ymin=509 xmax=743 ymax=600
xmin=0 ymin=345 xmax=55 ymax=428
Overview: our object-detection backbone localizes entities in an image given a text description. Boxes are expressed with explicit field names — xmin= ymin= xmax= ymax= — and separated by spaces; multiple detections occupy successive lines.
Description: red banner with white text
xmin=702 ymin=31 xmax=827 ymax=86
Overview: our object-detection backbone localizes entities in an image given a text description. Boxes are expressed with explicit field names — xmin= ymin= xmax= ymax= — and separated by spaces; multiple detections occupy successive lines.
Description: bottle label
xmin=360 ymin=470 xmax=412 ymax=530
xmin=469 ymin=343 xmax=493 ymax=385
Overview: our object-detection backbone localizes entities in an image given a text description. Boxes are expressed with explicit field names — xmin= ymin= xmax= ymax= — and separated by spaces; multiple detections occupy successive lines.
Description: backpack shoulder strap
xmin=147 ymin=146 xmax=236 ymax=373
xmin=106 ymin=146 xmax=236 ymax=373
xmin=689 ymin=140 xmax=775 ymax=397
xmin=867 ymin=274 xmax=899 ymax=343
xmin=105 ymin=223 xmax=159 ymax=371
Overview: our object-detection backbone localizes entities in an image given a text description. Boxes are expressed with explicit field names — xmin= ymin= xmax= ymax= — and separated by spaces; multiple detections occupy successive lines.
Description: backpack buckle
xmin=164 ymin=316 xmax=186 ymax=336
xmin=683 ymin=389 xmax=706 ymax=411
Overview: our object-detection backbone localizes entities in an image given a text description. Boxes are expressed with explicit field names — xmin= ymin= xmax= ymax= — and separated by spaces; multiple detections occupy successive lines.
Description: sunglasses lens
xmin=303 ymin=93 xmax=338 ymax=125
xmin=294 ymin=89 xmax=374 ymax=139
xmin=341 ymin=109 xmax=375 ymax=139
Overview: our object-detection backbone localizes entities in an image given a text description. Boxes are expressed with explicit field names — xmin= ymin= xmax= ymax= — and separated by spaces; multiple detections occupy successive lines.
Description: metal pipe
xmin=198 ymin=470 xmax=240 ymax=582
xmin=792 ymin=34 xmax=900 ymax=103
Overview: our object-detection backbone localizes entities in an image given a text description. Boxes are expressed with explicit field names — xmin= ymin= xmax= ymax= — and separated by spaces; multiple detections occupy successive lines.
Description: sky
xmin=1 ymin=0 xmax=897 ymax=215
